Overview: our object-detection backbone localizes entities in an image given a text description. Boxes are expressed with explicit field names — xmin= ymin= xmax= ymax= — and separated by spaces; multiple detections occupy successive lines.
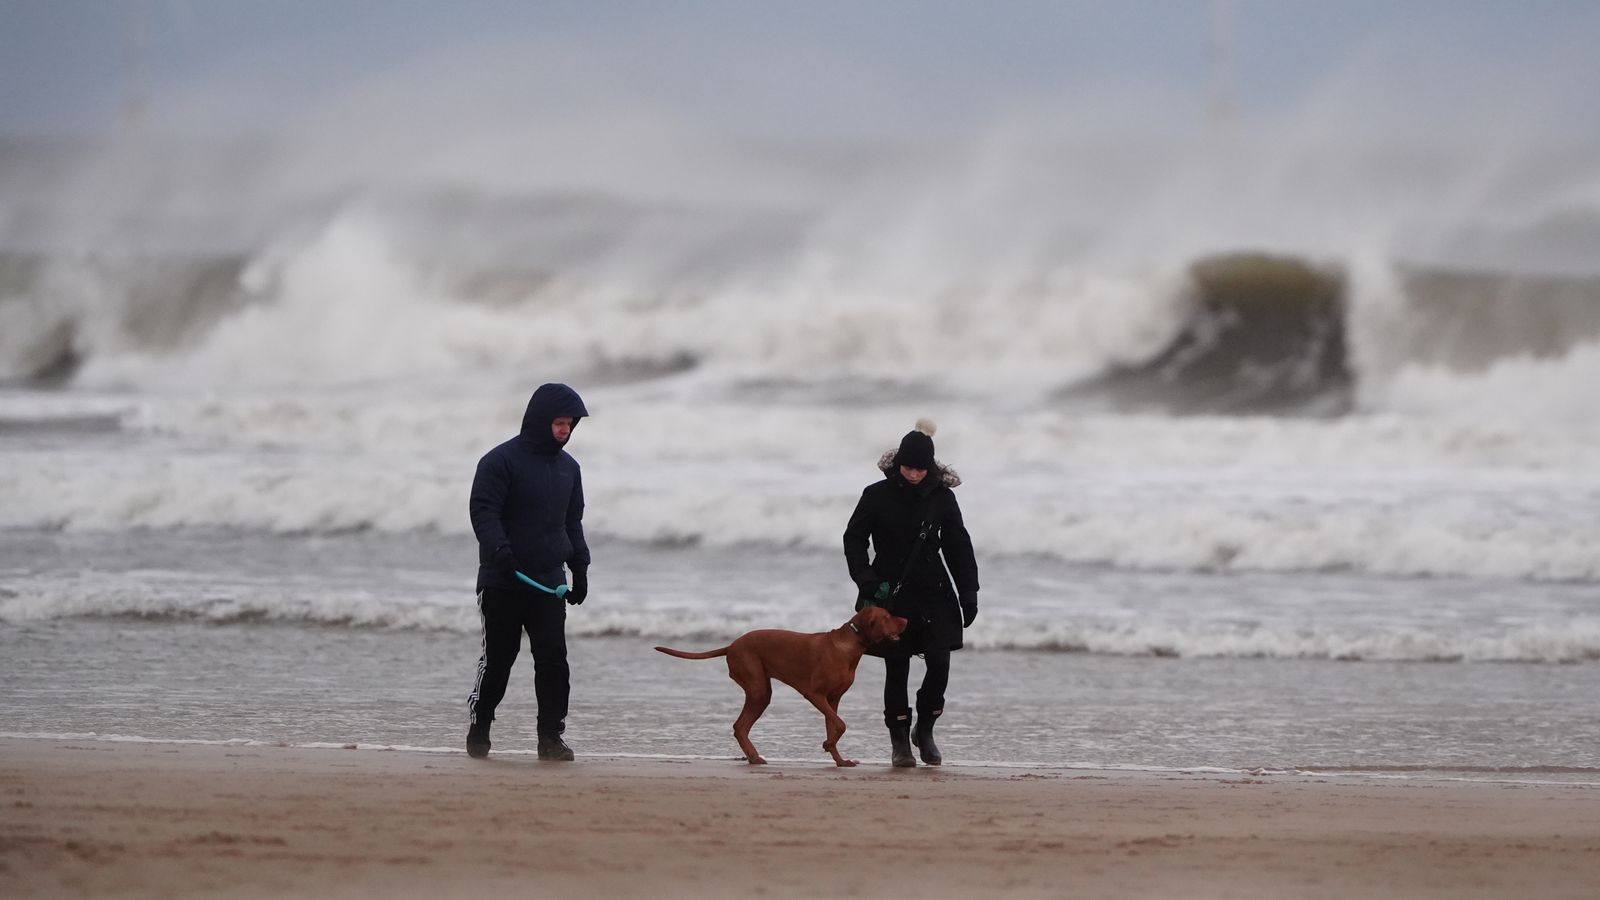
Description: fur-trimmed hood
xmin=876 ymin=448 xmax=962 ymax=488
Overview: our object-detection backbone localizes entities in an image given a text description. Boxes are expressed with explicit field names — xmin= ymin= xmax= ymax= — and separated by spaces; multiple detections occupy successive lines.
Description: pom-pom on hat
xmin=895 ymin=418 xmax=937 ymax=470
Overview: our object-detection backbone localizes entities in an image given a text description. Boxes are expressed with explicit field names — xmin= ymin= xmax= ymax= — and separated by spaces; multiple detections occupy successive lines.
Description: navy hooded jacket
xmin=470 ymin=383 xmax=591 ymax=593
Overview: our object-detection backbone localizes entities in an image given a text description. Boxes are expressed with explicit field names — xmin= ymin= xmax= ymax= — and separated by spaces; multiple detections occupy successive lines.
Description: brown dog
xmin=655 ymin=606 xmax=909 ymax=767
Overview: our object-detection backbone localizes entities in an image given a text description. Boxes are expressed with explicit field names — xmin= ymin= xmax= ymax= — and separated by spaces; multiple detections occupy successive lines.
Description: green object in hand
xmin=874 ymin=582 xmax=892 ymax=603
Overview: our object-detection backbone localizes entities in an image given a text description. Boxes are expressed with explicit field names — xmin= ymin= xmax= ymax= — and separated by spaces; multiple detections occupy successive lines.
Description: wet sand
xmin=3 ymin=738 xmax=1598 ymax=899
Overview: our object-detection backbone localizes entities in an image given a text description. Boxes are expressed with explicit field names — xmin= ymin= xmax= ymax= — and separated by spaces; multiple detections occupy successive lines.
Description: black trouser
xmin=466 ymin=587 xmax=568 ymax=735
xmin=883 ymin=648 xmax=950 ymax=727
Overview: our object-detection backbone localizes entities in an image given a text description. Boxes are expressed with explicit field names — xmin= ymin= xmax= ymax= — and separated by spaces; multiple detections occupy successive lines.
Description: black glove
xmin=493 ymin=546 xmax=519 ymax=579
xmin=960 ymin=592 xmax=978 ymax=628
xmin=566 ymin=567 xmax=588 ymax=606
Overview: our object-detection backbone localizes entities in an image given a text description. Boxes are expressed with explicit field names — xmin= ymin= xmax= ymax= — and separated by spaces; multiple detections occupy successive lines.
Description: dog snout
xmin=887 ymin=615 xmax=909 ymax=640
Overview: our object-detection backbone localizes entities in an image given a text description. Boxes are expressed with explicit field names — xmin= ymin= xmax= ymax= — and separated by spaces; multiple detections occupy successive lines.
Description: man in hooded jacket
xmin=465 ymin=383 xmax=591 ymax=760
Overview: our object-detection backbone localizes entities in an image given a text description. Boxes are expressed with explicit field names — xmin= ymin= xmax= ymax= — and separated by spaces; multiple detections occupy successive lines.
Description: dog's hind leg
xmin=727 ymin=656 xmax=772 ymax=765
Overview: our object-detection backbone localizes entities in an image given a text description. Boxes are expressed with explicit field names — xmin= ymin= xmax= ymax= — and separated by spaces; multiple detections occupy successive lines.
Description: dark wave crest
xmin=1063 ymin=253 xmax=1351 ymax=415
xmin=1064 ymin=252 xmax=1600 ymax=416
xmin=0 ymin=249 xmax=252 ymax=383
xmin=1385 ymin=266 xmax=1600 ymax=372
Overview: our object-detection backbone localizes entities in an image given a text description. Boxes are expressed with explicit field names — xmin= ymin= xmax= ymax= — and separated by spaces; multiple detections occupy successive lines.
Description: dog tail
xmin=653 ymin=645 xmax=730 ymax=660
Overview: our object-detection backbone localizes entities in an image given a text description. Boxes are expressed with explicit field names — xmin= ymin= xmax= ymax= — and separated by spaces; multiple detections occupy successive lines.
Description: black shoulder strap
xmin=889 ymin=494 xmax=939 ymax=601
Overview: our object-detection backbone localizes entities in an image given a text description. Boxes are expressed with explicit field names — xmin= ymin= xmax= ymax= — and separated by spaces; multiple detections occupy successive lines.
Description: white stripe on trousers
xmin=466 ymin=590 xmax=489 ymax=725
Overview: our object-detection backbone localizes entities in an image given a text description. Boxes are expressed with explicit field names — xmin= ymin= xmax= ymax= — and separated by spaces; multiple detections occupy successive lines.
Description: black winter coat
xmin=470 ymin=383 xmax=591 ymax=593
xmin=843 ymin=459 xmax=979 ymax=654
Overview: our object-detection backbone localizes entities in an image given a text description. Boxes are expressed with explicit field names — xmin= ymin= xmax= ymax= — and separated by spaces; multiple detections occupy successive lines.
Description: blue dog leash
xmin=515 ymin=571 xmax=571 ymax=600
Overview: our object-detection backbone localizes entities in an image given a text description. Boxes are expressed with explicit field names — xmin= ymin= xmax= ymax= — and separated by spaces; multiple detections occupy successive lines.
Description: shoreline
xmin=5 ymin=732 xmax=1598 ymax=787
xmin=5 ymin=738 xmax=1600 ymax=898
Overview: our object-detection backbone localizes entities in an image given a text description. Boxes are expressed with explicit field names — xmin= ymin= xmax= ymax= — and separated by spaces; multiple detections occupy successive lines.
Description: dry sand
xmin=3 ymin=737 xmax=1598 ymax=899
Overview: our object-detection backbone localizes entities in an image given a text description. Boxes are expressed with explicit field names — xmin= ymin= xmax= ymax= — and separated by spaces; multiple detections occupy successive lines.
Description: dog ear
xmin=852 ymin=606 xmax=875 ymax=635
xmin=848 ymin=607 xmax=870 ymax=632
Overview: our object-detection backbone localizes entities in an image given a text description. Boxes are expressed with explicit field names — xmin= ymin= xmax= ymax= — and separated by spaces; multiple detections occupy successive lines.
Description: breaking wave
xmin=2 ymin=166 xmax=1599 ymax=420
xmin=4 ymin=584 xmax=1597 ymax=664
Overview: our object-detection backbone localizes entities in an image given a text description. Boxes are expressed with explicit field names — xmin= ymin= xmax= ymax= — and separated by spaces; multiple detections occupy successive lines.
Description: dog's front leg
xmin=803 ymin=692 xmax=856 ymax=767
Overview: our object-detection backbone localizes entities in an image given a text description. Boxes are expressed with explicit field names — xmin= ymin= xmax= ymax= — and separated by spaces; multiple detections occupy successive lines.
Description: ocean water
xmin=3 ymin=131 xmax=1599 ymax=778
xmin=3 ymin=408 xmax=1599 ymax=776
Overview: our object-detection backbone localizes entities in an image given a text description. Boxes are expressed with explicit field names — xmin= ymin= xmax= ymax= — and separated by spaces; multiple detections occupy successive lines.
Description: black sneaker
xmin=466 ymin=722 xmax=491 ymax=758
xmin=537 ymin=734 xmax=575 ymax=761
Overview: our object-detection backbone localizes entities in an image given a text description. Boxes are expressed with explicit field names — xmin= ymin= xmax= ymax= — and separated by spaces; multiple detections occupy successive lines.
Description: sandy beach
xmin=2 ymin=738 xmax=1597 ymax=899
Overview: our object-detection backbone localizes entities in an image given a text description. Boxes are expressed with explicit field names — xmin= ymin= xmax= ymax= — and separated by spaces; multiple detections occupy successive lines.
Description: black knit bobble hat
xmin=895 ymin=418 xmax=937 ymax=470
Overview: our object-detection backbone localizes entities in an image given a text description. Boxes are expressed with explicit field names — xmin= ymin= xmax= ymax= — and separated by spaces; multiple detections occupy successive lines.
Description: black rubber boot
xmin=466 ymin=722 xmax=491 ymax=759
xmin=913 ymin=710 xmax=942 ymax=766
xmin=537 ymin=733 xmax=575 ymax=761
xmin=886 ymin=708 xmax=916 ymax=767
xmin=889 ymin=726 xmax=917 ymax=768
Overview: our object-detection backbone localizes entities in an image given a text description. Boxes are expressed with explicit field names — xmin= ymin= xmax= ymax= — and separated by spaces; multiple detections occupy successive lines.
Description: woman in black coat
xmin=843 ymin=419 xmax=979 ymax=767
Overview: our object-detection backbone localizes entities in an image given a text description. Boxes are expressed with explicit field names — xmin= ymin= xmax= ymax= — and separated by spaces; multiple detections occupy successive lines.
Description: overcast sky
xmin=3 ymin=0 xmax=1598 ymax=144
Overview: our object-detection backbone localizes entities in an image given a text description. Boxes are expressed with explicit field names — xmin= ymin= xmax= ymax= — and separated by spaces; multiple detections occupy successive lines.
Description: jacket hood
xmin=877 ymin=449 xmax=961 ymax=488
xmin=520 ymin=383 xmax=588 ymax=453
